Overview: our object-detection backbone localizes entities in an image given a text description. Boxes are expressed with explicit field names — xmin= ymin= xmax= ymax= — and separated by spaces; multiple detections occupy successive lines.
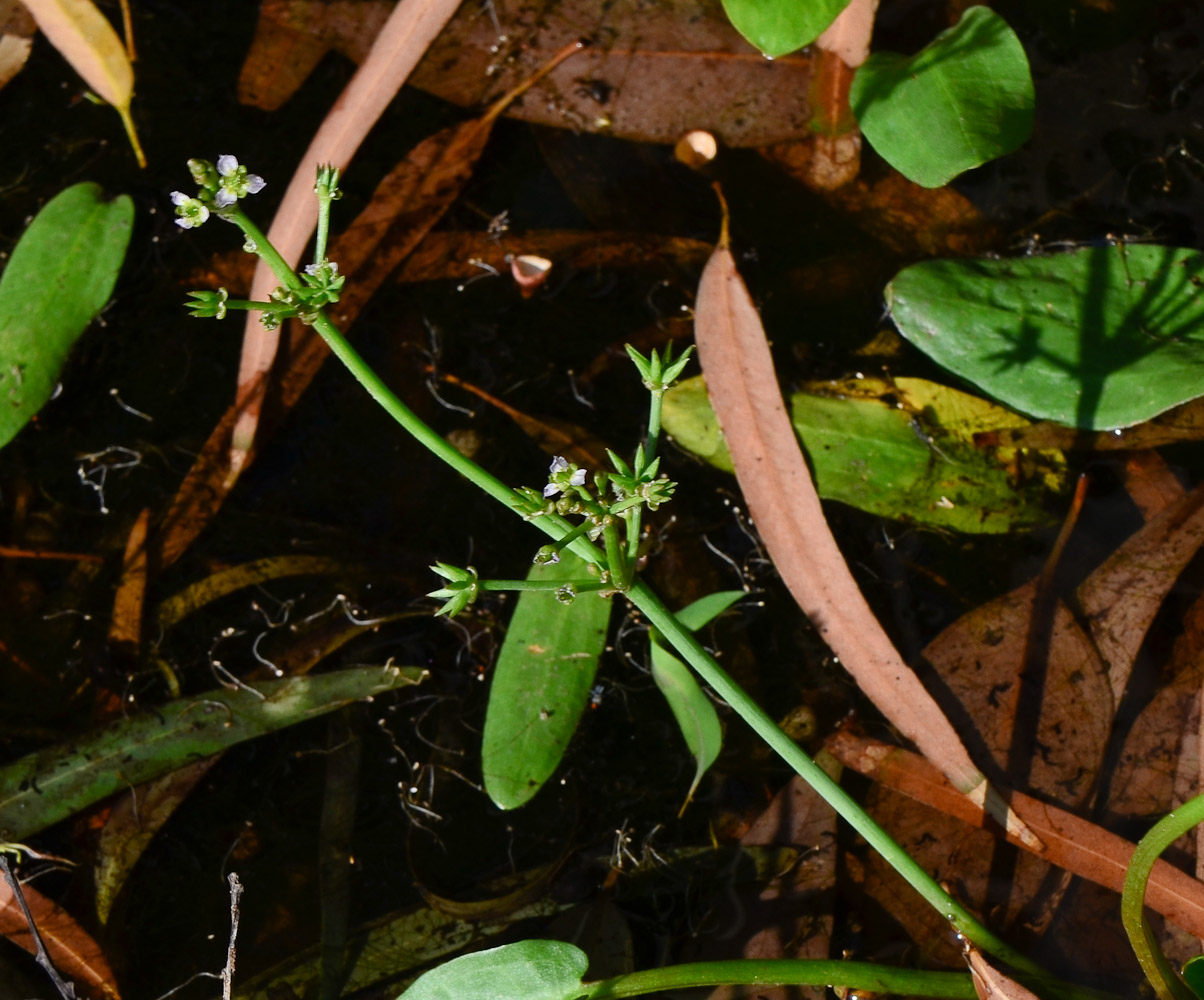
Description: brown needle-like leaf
xmin=692 ymin=189 xmax=1036 ymax=847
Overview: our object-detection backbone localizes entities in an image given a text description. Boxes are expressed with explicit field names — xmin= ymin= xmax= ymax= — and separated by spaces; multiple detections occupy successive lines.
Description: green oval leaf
xmin=850 ymin=6 xmax=1034 ymax=187
xmin=482 ymin=551 xmax=612 ymax=810
xmin=397 ymin=940 xmax=589 ymax=1000
xmin=0 ymin=182 xmax=133 ymax=450
xmin=886 ymin=244 xmax=1204 ymax=430
xmin=720 ymin=0 xmax=851 ymax=58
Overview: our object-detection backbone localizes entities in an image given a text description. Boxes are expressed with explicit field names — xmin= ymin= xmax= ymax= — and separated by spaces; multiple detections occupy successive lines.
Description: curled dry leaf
xmin=965 ymin=945 xmax=1040 ymax=1000
xmin=691 ymin=208 xmax=1035 ymax=847
xmin=510 ymin=254 xmax=552 ymax=297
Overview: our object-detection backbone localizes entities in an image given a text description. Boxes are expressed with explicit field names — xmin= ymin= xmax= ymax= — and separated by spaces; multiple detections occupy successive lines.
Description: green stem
xmin=297 ymin=308 xmax=1101 ymax=999
xmin=1121 ymin=794 xmax=1204 ymax=1000
xmin=644 ymin=387 xmax=664 ymax=464
xmin=583 ymin=959 xmax=976 ymax=999
xmin=314 ymin=192 xmax=332 ymax=267
xmin=227 ymin=207 xmax=304 ymax=293
xmin=480 ymin=579 xmax=609 ymax=594
xmin=625 ymin=580 xmax=1049 ymax=980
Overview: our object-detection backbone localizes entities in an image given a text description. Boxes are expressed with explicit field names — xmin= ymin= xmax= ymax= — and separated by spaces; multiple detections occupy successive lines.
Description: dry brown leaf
xmin=1 ymin=873 xmax=120 ymax=999
xmin=232 ymin=0 xmax=464 ymax=477
xmin=825 ymin=730 xmax=1204 ymax=941
xmin=976 ymin=396 xmax=1204 ymax=452
xmin=241 ymin=0 xmax=816 ymax=148
xmin=691 ymin=210 xmax=1030 ymax=844
xmin=108 ymin=507 xmax=147 ymax=650
xmin=966 ymin=946 xmax=1041 ymax=1000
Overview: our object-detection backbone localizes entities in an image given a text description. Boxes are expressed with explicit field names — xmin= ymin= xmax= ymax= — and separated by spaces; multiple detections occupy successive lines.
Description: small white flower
xmin=171 ymin=191 xmax=209 ymax=229
xmin=543 ymin=456 xmax=587 ymax=497
xmin=214 ymin=155 xmax=266 ymax=208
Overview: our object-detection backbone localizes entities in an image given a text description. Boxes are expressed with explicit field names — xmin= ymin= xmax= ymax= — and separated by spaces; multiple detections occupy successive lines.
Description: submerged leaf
xmin=0 ymin=666 xmax=426 ymax=840
xmin=482 ymin=551 xmax=611 ymax=810
xmin=662 ymin=374 xmax=1064 ymax=533
xmin=0 ymin=182 xmax=132 ymax=451
xmin=887 ymin=244 xmax=1204 ymax=429
xmin=850 ymin=7 xmax=1033 ymax=187
xmin=650 ymin=643 xmax=722 ymax=807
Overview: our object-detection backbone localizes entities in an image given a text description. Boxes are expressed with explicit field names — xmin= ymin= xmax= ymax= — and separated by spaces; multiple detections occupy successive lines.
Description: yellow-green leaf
xmin=20 ymin=0 xmax=144 ymax=166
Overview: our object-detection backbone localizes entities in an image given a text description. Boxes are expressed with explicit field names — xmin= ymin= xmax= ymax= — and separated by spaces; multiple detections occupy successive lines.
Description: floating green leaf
xmin=662 ymin=375 xmax=1063 ymax=533
xmin=482 ymin=551 xmax=611 ymax=810
xmin=887 ymin=244 xmax=1204 ymax=430
xmin=0 ymin=182 xmax=132 ymax=451
xmin=398 ymin=940 xmax=588 ymax=1000
xmin=720 ymin=0 xmax=850 ymax=58
xmin=0 ymin=666 xmax=426 ymax=841
xmin=850 ymin=6 xmax=1033 ymax=188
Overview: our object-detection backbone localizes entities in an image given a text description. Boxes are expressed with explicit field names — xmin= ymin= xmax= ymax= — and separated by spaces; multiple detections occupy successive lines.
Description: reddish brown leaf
xmin=826 ymin=730 xmax=1204 ymax=942
xmin=241 ymin=0 xmax=816 ymax=148
xmin=692 ymin=214 xmax=1030 ymax=844
xmin=966 ymin=946 xmax=1040 ymax=1000
xmin=108 ymin=507 xmax=148 ymax=651
xmin=1 ymin=874 xmax=120 ymax=999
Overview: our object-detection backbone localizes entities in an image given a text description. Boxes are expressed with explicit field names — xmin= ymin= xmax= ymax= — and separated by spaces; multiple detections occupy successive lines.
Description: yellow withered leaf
xmin=20 ymin=0 xmax=144 ymax=166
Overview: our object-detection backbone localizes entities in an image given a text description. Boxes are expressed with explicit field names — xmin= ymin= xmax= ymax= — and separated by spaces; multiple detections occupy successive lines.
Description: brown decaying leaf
xmin=691 ymin=210 xmax=1032 ymax=845
xmin=241 ymin=1 xmax=815 ymax=148
xmin=1 ymin=873 xmax=120 ymax=999
xmin=966 ymin=945 xmax=1041 ymax=1000
xmin=232 ymin=0 xmax=464 ymax=474
xmin=108 ymin=506 xmax=148 ymax=650
xmin=825 ymin=729 xmax=1204 ymax=942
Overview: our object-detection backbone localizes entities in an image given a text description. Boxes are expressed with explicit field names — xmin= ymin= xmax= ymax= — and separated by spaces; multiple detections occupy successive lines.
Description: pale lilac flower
xmin=543 ymin=456 xmax=587 ymax=498
xmin=214 ymin=155 xmax=266 ymax=208
xmin=171 ymin=191 xmax=209 ymax=229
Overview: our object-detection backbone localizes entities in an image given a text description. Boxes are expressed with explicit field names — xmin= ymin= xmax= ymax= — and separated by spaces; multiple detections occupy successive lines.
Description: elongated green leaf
xmin=662 ymin=375 xmax=1063 ymax=533
xmin=673 ymin=591 xmax=745 ymax=632
xmin=650 ymin=642 xmax=723 ymax=806
xmin=398 ymin=940 xmax=588 ymax=1000
xmin=482 ymin=552 xmax=611 ymax=810
xmin=0 ymin=666 xmax=426 ymax=841
xmin=720 ymin=0 xmax=850 ymax=58
xmin=0 ymin=182 xmax=132 ymax=450
xmin=850 ymin=6 xmax=1033 ymax=187
xmin=887 ymin=245 xmax=1204 ymax=430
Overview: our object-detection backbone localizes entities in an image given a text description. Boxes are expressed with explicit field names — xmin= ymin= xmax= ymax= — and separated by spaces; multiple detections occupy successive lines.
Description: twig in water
xmin=0 ymin=855 xmax=77 ymax=1000
xmin=221 ymin=872 xmax=243 ymax=1000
